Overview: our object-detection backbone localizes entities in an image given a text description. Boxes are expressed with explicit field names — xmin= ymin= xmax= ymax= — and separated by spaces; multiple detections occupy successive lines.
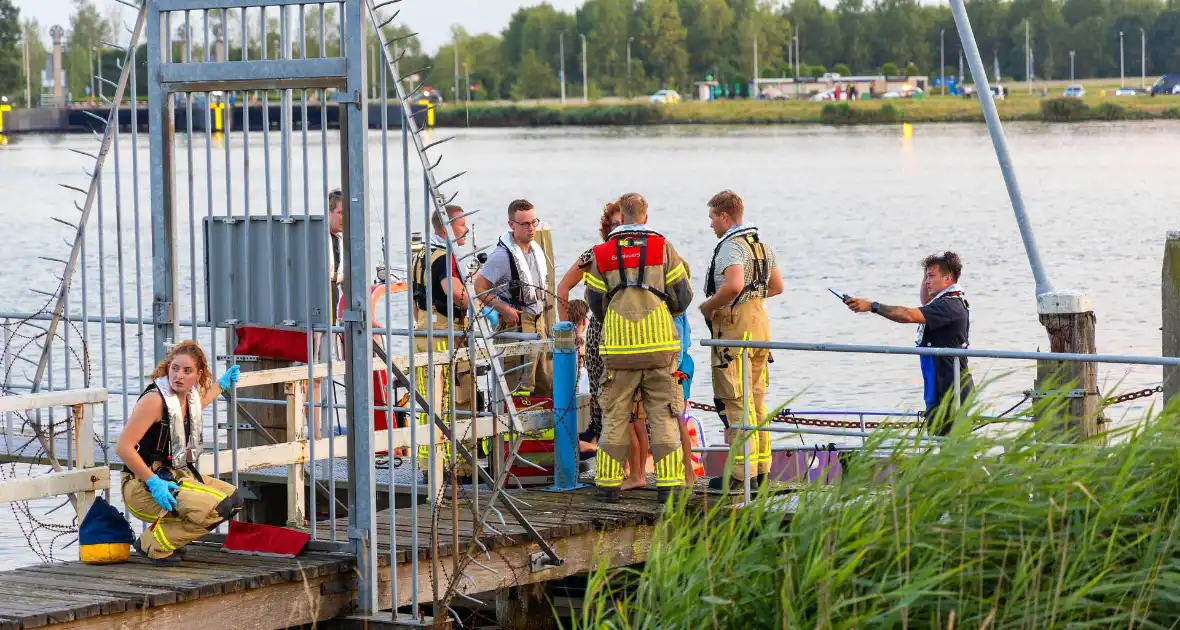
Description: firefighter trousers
xmin=414 ymin=313 xmax=475 ymax=476
xmin=121 ymin=467 xmax=242 ymax=560
xmin=595 ymin=364 xmax=684 ymax=489
xmin=498 ymin=312 xmax=552 ymax=398
xmin=710 ymin=299 xmax=772 ymax=480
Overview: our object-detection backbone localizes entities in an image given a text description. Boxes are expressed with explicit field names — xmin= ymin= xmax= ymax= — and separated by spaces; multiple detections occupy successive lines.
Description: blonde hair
xmin=617 ymin=193 xmax=647 ymax=223
xmin=148 ymin=340 xmax=213 ymax=392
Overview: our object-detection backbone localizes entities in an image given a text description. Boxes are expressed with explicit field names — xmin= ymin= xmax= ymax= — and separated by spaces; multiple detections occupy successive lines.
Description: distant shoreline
xmin=433 ymin=97 xmax=1180 ymax=127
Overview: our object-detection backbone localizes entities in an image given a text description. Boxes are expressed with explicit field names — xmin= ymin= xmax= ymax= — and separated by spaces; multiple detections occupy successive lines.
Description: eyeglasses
xmin=511 ymin=218 xmax=541 ymax=228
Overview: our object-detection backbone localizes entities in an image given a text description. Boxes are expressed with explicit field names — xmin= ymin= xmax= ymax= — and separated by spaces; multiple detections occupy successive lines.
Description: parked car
xmin=882 ymin=86 xmax=923 ymax=99
xmin=650 ymin=89 xmax=681 ymax=104
xmin=1114 ymin=87 xmax=1139 ymax=96
xmin=1150 ymin=74 xmax=1180 ymax=96
xmin=1063 ymin=85 xmax=1085 ymax=98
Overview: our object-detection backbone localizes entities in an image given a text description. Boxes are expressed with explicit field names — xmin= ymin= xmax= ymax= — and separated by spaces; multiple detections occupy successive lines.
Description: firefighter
xmin=410 ymin=204 xmax=493 ymax=478
xmin=583 ymin=193 xmax=693 ymax=503
xmin=698 ymin=190 xmax=785 ymax=491
xmin=114 ymin=341 xmax=244 ymax=565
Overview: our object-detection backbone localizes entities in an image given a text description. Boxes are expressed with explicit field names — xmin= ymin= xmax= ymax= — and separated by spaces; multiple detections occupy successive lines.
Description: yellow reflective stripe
xmin=655 ymin=450 xmax=684 ymax=487
xmin=180 ymin=480 xmax=228 ymax=502
xmin=152 ymin=523 xmax=176 ymax=552
xmin=596 ymin=451 xmax=624 ymax=487
xmin=582 ymin=273 xmax=607 ymax=291
xmin=600 ymin=342 xmax=682 ymax=355
xmin=665 ymin=263 xmax=686 ymax=285
xmin=127 ymin=503 xmax=167 ymax=523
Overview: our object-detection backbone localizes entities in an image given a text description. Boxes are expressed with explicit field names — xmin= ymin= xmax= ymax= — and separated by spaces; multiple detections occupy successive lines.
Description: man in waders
xmin=699 ymin=190 xmax=784 ymax=491
xmin=411 ymin=205 xmax=488 ymax=478
xmin=584 ymin=193 xmax=693 ymax=503
xmin=844 ymin=251 xmax=973 ymax=435
xmin=474 ymin=199 xmax=553 ymax=397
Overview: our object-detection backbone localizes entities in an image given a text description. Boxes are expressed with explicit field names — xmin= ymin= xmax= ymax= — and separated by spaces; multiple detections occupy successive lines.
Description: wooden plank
xmin=1 ymin=572 xmax=178 ymax=607
xmin=20 ymin=564 xmax=214 ymax=602
xmin=0 ymin=467 xmax=109 ymax=504
xmin=0 ymin=388 xmax=107 ymax=413
xmin=382 ymin=522 xmax=656 ymax=609
xmin=0 ymin=580 xmax=130 ymax=615
xmin=44 ymin=572 xmax=353 ymax=630
xmin=285 ymin=382 xmax=307 ymax=528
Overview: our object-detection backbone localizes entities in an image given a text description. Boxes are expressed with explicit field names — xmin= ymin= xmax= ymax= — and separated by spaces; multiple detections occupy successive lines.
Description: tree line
xmin=4 ymin=0 xmax=1180 ymax=107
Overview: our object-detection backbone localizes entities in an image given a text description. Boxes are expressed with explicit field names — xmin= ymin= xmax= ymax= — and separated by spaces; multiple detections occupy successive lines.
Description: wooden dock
xmin=0 ymin=482 xmax=724 ymax=629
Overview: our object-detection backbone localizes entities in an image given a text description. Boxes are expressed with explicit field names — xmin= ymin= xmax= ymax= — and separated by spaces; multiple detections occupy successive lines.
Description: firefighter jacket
xmin=583 ymin=225 xmax=693 ymax=370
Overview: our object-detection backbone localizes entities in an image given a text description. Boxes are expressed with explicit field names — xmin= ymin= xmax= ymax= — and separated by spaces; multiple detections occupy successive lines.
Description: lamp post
xmin=1069 ymin=50 xmax=1075 ymax=81
xmin=626 ymin=37 xmax=633 ymax=99
xmin=580 ymin=33 xmax=588 ymax=103
xmin=1140 ymin=28 xmax=1146 ymax=89
xmin=940 ymin=28 xmax=946 ymax=95
xmin=559 ymin=32 xmax=566 ymax=104
xmin=464 ymin=62 xmax=470 ymax=103
xmin=453 ymin=34 xmax=459 ymax=103
xmin=1119 ymin=30 xmax=1125 ymax=87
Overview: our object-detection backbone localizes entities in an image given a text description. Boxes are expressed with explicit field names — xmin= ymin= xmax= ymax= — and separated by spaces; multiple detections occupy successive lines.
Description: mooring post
xmin=1035 ymin=292 xmax=1100 ymax=437
xmin=1162 ymin=232 xmax=1180 ymax=409
xmin=496 ymin=583 xmax=556 ymax=630
xmin=548 ymin=321 xmax=579 ymax=491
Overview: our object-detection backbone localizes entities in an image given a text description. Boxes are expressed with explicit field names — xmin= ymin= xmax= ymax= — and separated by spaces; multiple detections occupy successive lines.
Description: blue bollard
xmin=545 ymin=321 xmax=583 ymax=492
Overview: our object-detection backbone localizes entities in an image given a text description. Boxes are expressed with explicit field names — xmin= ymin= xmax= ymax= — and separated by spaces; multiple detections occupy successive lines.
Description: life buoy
xmin=334 ymin=282 xmax=409 ymax=433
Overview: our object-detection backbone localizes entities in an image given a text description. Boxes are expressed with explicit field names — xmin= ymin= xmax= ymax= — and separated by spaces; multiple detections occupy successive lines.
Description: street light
xmin=940 ymin=28 xmax=946 ymax=95
xmin=1140 ymin=27 xmax=1146 ymax=89
xmin=626 ymin=37 xmax=634 ymax=99
xmin=580 ymin=33 xmax=588 ymax=103
xmin=1119 ymin=30 xmax=1125 ymax=87
xmin=1069 ymin=50 xmax=1075 ymax=81
xmin=464 ymin=62 xmax=470 ymax=103
xmin=559 ymin=33 xmax=566 ymax=104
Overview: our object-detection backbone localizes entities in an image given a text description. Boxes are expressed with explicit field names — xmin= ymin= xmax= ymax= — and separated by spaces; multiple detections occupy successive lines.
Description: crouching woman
xmin=115 ymin=340 xmax=243 ymax=565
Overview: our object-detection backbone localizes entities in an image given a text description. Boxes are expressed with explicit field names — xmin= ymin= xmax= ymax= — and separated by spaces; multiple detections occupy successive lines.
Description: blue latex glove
xmin=144 ymin=474 xmax=180 ymax=513
xmin=218 ymin=364 xmax=240 ymax=390
xmin=479 ymin=305 xmax=500 ymax=329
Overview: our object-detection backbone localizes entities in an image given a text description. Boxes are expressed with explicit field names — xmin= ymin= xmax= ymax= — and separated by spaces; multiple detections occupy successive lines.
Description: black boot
xmin=596 ymin=486 xmax=620 ymax=504
xmin=133 ymin=538 xmax=181 ymax=566
xmin=657 ymin=486 xmax=681 ymax=504
xmin=707 ymin=476 xmax=742 ymax=492
xmin=757 ymin=473 xmax=769 ymax=488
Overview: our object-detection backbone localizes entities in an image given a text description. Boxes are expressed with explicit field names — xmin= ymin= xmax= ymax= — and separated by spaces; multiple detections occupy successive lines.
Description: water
xmin=0 ymin=121 xmax=1175 ymax=570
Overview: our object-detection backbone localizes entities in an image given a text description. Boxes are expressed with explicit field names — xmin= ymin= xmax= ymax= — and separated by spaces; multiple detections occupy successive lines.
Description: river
xmin=0 ymin=120 xmax=1174 ymax=570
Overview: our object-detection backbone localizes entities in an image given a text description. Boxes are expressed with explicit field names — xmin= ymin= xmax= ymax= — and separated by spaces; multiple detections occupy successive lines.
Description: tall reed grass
xmin=578 ymin=396 xmax=1180 ymax=629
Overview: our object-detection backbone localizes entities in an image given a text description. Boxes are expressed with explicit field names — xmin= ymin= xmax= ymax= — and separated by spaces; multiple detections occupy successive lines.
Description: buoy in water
xmin=902 ymin=122 xmax=913 ymax=138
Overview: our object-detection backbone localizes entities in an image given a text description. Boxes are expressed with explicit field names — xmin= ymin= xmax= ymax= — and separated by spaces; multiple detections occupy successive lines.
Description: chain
xmin=1102 ymin=385 xmax=1162 ymax=407
xmin=685 ymin=400 xmax=922 ymax=430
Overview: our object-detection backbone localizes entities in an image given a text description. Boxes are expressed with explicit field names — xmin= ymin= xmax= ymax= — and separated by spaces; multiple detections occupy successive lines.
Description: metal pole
xmin=148 ymin=3 xmax=178 ymax=363
xmin=581 ymin=33 xmax=588 ymax=102
xmin=23 ymin=31 xmax=30 ymax=107
xmin=1141 ymin=28 xmax=1146 ymax=89
xmin=341 ymin=0 xmax=377 ymax=613
xmin=89 ymin=47 xmax=95 ymax=103
xmin=953 ymin=356 xmax=962 ymax=413
xmin=940 ymin=29 xmax=945 ymax=95
xmin=948 ymin=0 xmax=1054 ymax=298
xmin=1070 ymin=50 xmax=1075 ymax=81
xmin=753 ymin=34 xmax=758 ymax=98
xmin=626 ymin=37 xmax=632 ymax=99
xmin=1026 ymin=20 xmax=1031 ymax=94
xmin=453 ymin=33 xmax=459 ymax=103
xmin=741 ymin=347 xmax=751 ymax=503
xmin=551 ymin=322 xmax=577 ymax=490
xmin=1120 ymin=31 xmax=1125 ymax=88
xmin=560 ymin=32 xmax=566 ymax=104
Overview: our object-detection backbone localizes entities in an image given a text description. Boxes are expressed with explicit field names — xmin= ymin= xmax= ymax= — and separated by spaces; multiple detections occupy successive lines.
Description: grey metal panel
xmin=203 ymin=215 xmax=330 ymax=328
xmin=157 ymin=0 xmax=332 ymax=9
xmin=158 ymin=59 xmax=348 ymax=92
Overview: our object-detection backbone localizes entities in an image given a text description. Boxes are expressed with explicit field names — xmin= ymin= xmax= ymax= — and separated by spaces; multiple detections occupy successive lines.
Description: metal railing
xmin=0 ymin=389 xmax=109 ymax=521
xmin=701 ymin=337 xmax=1180 ymax=502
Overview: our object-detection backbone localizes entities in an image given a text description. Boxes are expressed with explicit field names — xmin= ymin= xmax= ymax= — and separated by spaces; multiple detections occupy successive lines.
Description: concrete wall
xmin=4 ymin=108 xmax=69 ymax=133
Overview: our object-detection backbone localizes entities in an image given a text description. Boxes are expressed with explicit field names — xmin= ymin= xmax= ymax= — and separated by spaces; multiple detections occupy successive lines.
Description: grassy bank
xmin=433 ymin=95 xmax=1180 ymax=127
xmin=576 ymin=398 xmax=1180 ymax=628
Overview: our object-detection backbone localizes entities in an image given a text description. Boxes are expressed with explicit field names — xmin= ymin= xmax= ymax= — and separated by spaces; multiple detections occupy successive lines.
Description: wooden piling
xmin=1035 ymin=292 xmax=1100 ymax=438
xmin=1162 ymin=232 xmax=1180 ymax=409
xmin=496 ymin=583 xmax=556 ymax=630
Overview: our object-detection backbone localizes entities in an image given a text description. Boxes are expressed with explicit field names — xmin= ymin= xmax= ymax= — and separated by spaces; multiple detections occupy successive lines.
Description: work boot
xmin=657 ymin=486 xmax=683 ymax=504
xmin=757 ymin=473 xmax=769 ymax=488
xmin=133 ymin=538 xmax=181 ymax=566
xmin=707 ymin=476 xmax=743 ymax=492
xmin=596 ymin=486 xmax=620 ymax=504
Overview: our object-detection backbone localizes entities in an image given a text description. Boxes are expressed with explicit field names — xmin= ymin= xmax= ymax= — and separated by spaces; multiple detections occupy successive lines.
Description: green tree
xmin=881 ymin=61 xmax=899 ymax=74
xmin=832 ymin=62 xmax=851 ymax=75
xmin=511 ymin=48 xmax=558 ymax=100
xmin=64 ymin=0 xmax=111 ymax=101
xmin=578 ymin=0 xmax=630 ymax=95
xmin=905 ymin=61 xmax=919 ymax=75
xmin=684 ymin=0 xmax=734 ymax=79
xmin=0 ymin=0 xmax=21 ymax=102
xmin=637 ymin=0 xmax=689 ymax=87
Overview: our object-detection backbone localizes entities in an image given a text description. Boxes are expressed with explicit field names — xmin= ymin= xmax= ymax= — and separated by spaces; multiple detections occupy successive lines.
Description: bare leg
xmin=621 ymin=420 xmax=649 ymax=491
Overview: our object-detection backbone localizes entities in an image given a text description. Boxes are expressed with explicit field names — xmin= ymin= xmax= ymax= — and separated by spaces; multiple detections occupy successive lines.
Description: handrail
xmin=700 ymin=339 xmax=1180 ymax=367
xmin=0 ymin=388 xmax=109 ymax=414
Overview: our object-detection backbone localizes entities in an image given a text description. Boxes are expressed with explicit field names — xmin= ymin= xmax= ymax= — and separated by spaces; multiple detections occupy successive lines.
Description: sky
xmin=14 ymin=0 xmax=584 ymax=54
